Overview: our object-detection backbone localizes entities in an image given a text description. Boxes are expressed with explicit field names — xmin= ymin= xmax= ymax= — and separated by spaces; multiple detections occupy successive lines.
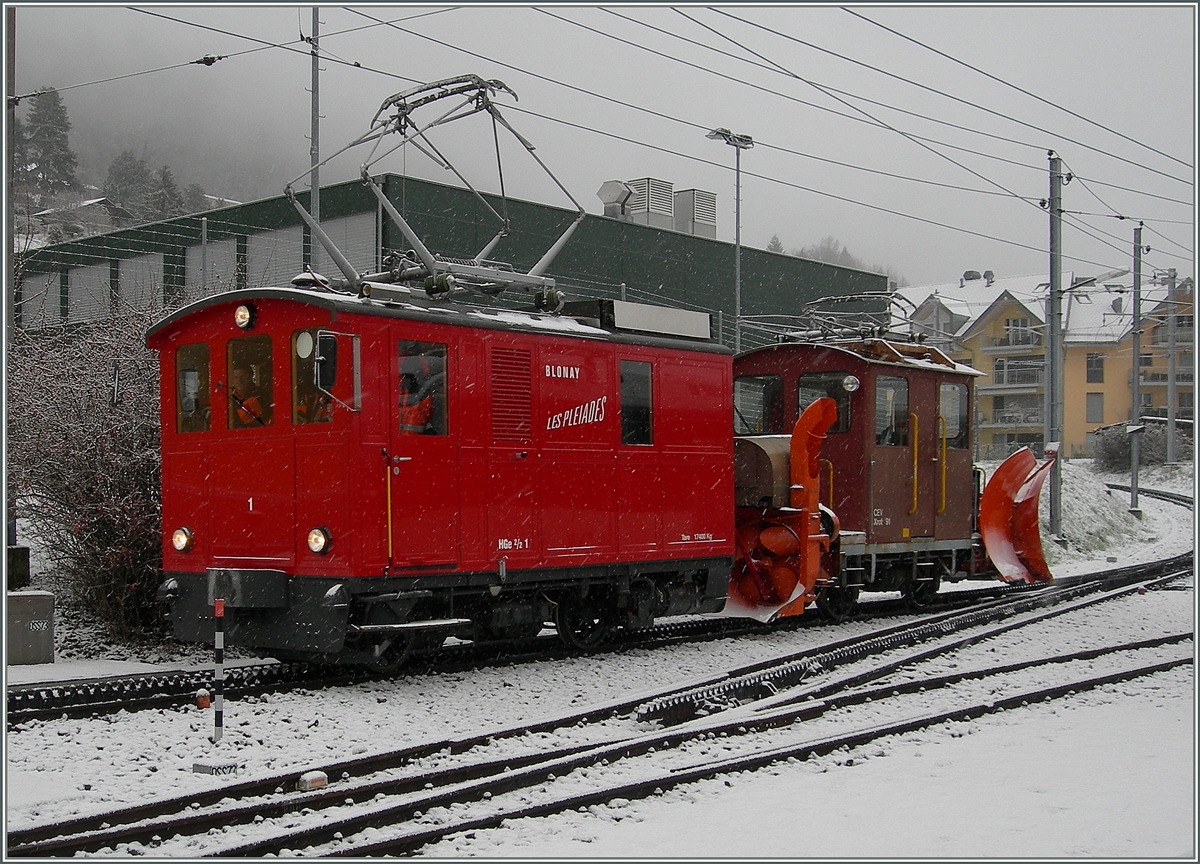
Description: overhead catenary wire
xmin=505 ymin=103 xmax=1130 ymax=274
xmin=714 ymin=7 xmax=1193 ymax=188
xmin=670 ymin=8 xmax=1043 ymax=214
xmin=18 ymin=7 xmax=1188 ymax=285
xmin=842 ymin=7 xmax=1193 ymax=172
xmin=599 ymin=7 xmax=1049 ymax=157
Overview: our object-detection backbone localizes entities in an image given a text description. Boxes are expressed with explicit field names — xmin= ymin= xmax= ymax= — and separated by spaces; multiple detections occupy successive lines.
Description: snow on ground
xmin=4 ymin=458 xmax=1195 ymax=857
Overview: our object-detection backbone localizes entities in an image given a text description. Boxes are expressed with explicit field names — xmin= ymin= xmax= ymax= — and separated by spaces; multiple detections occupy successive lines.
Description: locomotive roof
xmin=739 ymin=338 xmax=984 ymax=377
xmin=146 ymin=286 xmax=731 ymax=355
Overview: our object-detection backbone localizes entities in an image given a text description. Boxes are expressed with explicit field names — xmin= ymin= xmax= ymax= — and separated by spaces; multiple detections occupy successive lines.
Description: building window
xmin=1139 ymin=353 xmax=1154 ymax=367
xmin=1085 ymin=392 xmax=1104 ymax=424
xmin=1086 ymin=353 xmax=1104 ymax=383
xmin=1180 ymin=391 xmax=1194 ymax=419
xmin=1003 ymin=317 xmax=1034 ymax=346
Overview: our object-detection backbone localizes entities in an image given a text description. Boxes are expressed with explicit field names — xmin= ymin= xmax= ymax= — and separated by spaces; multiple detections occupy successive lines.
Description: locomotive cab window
xmin=620 ymin=360 xmax=653 ymax=445
xmin=874 ymin=376 xmax=908 ymax=446
xmin=939 ymin=382 xmax=970 ymax=449
xmin=733 ymin=374 xmax=783 ymax=435
xmin=175 ymin=343 xmax=210 ymax=433
xmin=398 ymin=341 xmax=447 ymax=435
xmin=292 ymin=329 xmax=332 ymax=425
xmin=797 ymin=372 xmax=853 ymax=434
xmin=226 ymin=335 xmax=273 ymax=429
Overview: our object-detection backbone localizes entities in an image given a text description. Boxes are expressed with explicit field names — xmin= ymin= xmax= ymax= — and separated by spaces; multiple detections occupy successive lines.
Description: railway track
xmin=6 ymin=581 xmax=1035 ymax=726
xmin=8 ymin=482 xmax=1188 ymax=724
xmin=6 ymin=553 xmax=1190 ymax=858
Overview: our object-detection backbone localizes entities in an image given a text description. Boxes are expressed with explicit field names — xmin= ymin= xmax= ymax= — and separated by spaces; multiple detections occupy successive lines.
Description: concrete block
xmin=297 ymin=770 xmax=328 ymax=791
xmin=7 ymin=591 xmax=54 ymax=665
xmin=193 ymin=760 xmax=238 ymax=776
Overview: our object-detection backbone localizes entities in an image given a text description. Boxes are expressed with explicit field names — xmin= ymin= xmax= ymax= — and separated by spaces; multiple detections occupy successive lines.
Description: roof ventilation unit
xmin=626 ymin=178 xmax=675 ymax=230
xmin=674 ymin=189 xmax=717 ymax=238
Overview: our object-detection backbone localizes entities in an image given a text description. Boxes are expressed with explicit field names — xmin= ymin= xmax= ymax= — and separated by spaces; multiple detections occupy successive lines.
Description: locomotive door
xmin=870 ymin=374 xmax=936 ymax=541
xmin=386 ymin=338 xmax=460 ymax=567
xmin=934 ymin=380 xmax=973 ymax=540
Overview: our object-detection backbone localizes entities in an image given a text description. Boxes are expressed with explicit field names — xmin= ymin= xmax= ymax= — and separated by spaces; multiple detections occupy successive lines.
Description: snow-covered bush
xmin=7 ymin=310 xmax=164 ymax=639
xmin=1092 ymin=422 xmax=1192 ymax=470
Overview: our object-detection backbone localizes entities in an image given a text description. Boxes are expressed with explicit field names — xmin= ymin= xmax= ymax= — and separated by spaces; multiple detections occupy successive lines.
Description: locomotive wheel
xmin=555 ymin=595 xmax=609 ymax=651
xmin=368 ymin=637 xmax=412 ymax=673
xmin=816 ymin=584 xmax=859 ymax=622
xmin=904 ymin=574 xmax=942 ymax=610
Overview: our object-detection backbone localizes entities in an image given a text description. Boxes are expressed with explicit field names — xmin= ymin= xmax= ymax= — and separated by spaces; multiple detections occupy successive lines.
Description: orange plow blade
xmin=726 ymin=397 xmax=839 ymax=622
xmin=978 ymin=447 xmax=1054 ymax=583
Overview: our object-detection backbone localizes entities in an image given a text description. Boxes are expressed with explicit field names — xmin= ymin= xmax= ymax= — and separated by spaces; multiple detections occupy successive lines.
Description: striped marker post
xmin=213 ymin=598 xmax=224 ymax=744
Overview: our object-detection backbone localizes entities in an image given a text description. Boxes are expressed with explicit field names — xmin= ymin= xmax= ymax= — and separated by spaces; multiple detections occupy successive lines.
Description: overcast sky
xmin=9 ymin=4 xmax=1195 ymax=287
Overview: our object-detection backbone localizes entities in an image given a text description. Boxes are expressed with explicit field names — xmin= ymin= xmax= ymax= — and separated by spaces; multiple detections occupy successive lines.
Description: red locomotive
xmin=150 ymin=290 xmax=735 ymax=667
xmin=150 ymin=74 xmax=1053 ymax=667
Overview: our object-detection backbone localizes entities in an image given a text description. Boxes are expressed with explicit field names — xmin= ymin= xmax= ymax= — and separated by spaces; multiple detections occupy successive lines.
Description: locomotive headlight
xmin=841 ymin=374 xmax=861 ymax=393
xmin=307 ymin=526 xmax=332 ymax=555
xmin=233 ymin=303 xmax=257 ymax=330
xmin=171 ymin=526 xmax=194 ymax=552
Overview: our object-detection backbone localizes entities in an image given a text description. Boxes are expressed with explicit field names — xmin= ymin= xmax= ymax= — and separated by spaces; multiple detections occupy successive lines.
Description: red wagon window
xmin=874 ymin=376 xmax=908 ymax=446
xmin=797 ymin=372 xmax=853 ymax=434
xmin=292 ymin=329 xmax=332 ymax=425
xmin=399 ymin=341 xmax=447 ymax=436
xmin=175 ymin=343 xmax=210 ymax=433
xmin=939 ymin=382 xmax=969 ymax=449
xmin=620 ymin=360 xmax=653 ymax=445
xmin=226 ymin=335 xmax=273 ymax=429
xmin=733 ymin=374 xmax=783 ymax=435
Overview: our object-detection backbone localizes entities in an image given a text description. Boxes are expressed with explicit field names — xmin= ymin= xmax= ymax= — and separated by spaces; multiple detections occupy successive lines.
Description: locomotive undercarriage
xmin=158 ymin=559 xmax=729 ymax=669
xmin=817 ymin=541 xmax=978 ymax=619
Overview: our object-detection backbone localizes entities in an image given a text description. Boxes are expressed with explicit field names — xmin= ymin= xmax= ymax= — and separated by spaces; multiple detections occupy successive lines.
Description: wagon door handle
xmin=393 ymin=456 xmax=413 ymax=464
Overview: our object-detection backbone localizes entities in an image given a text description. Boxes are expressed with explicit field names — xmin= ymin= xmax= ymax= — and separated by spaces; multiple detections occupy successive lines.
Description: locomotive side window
xmin=175 ymin=343 xmax=210 ymax=433
xmin=733 ymin=374 xmax=783 ymax=434
xmin=226 ymin=335 xmax=273 ymax=429
xmin=292 ymin=329 xmax=332 ymax=425
xmin=797 ymin=372 xmax=852 ymax=434
xmin=399 ymin=341 xmax=447 ymax=435
xmin=620 ymin=360 xmax=653 ymax=445
xmin=939 ymin=382 xmax=970 ymax=449
xmin=874 ymin=376 xmax=908 ymax=446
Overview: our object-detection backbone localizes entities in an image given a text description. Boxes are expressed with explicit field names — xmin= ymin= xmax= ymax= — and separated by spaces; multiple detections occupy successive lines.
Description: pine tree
xmin=24 ymin=87 xmax=78 ymax=199
xmin=103 ymin=150 xmax=151 ymax=211
xmin=183 ymin=183 xmax=208 ymax=214
xmin=766 ymin=234 xmax=784 ymax=254
xmin=143 ymin=165 xmax=185 ymax=221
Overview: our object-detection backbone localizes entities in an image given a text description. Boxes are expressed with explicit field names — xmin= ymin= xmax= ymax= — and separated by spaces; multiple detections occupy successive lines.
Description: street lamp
xmin=707 ymin=127 xmax=753 ymax=352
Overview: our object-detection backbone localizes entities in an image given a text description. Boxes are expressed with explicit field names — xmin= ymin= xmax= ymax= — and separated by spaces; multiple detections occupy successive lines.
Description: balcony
xmin=981 ymin=407 xmax=1043 ymax=427
xmin=980 ymin=332 xmax=1043 ymax=354
xmin=1128 ymin=370 xmax=1195 ymax=387
xmin=1151 ymin=326 xmax=1193 ymax=346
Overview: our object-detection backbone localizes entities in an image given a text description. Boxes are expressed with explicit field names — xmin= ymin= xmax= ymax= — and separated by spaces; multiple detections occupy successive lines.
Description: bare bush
xmin=7 ymin=309 xmax=165 ymax=639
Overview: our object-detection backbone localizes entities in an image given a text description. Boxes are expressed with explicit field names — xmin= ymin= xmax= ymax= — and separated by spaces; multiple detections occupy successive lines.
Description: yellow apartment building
xmin=903 ymin=271 xmax=1192 ymax=459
